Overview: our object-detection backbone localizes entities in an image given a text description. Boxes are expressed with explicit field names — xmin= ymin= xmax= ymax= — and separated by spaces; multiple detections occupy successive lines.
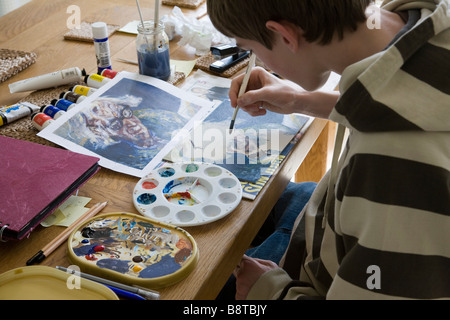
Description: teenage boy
xmin=208 ymin=0 xmax=450 ymax=299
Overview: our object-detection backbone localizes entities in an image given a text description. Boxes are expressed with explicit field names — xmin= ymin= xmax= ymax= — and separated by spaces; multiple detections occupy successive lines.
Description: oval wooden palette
xmin=67 ymin=212 xmax=199 ymax=289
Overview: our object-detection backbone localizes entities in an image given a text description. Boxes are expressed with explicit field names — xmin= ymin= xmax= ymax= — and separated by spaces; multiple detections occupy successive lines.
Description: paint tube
xmin=40 ymin=105 xmax=66 ymax=119
xmin=51 ymin=98 xmax=76 ymax=111
xmin=31 ymin=112 xmax=54 ymax=131
xmin=59 ymin=91 xmax=86 ymax=103
xmin=100 ymin=69 xmax=118 ymax=79
xmin=70 ymin=85 xmax=97 ymax=97
xmin=0 ymin=102 xmax=40 ymax=127
xmin=8 ymin=67 xmax=83 ymax=93
xmin=84 ymin=73 xmax=110 ymax=89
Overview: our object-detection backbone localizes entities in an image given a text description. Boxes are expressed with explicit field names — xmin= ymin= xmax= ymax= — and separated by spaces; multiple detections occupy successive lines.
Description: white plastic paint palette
xmin=133 ymin=163 xmax=243 ymax=226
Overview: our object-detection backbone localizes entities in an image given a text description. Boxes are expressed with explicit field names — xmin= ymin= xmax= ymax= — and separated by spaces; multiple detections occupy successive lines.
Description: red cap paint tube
xmin=51 ymin=98 xmax=76 ymax=111
xmin=40 ymin=105 xmax=66 ymax=119
xmin=0 ymin=102 xmax=40 ymax=127
xmin=31 ymin=112 xmax=54 ymax=131
xmin=99 ymin=69 xmax=118 ymax=79
xmin=84 ymin=73 xmax=110 ymax=89
xmin=60 ymin=91 xmax=86 ymax=103
xmin=70 ymin=85 xmax=97 ymax=97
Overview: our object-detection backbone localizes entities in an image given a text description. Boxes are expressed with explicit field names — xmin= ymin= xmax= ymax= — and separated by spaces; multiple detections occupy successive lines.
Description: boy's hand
xmin=233 ymin=255 xmax=279 ymax=300
xmin=229 ymin=66 xmax=339 ymax=119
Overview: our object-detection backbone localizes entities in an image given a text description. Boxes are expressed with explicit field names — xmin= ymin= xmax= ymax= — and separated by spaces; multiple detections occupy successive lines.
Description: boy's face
xmin=235 ymin=36 xmax=330 ymax=91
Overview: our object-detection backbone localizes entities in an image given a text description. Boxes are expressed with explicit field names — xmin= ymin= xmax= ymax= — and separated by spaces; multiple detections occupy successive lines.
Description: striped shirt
xmin=248 ymin=0 xmax=450 ymax=300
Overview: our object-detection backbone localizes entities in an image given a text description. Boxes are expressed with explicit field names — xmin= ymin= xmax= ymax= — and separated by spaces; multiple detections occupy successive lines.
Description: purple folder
xmin=0 ymin=136 xmax=100 ymax=241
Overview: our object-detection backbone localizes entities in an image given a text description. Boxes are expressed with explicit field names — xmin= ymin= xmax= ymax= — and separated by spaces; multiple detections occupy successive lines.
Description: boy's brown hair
xmin=207 ymin=0 xmax=373 ymax=49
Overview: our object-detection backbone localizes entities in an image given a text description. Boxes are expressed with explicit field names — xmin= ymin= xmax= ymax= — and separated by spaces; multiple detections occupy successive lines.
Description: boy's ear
xmin=266 ymin=20 xmax=302 ymax=52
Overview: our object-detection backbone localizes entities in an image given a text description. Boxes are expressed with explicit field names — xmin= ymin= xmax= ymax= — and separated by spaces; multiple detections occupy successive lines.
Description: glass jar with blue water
xmin=136 ymin=21 xmax=171 ymax=81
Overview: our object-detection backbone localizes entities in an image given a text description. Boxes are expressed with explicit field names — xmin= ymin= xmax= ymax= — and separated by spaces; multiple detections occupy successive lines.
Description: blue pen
xmin=105 ymin=285 xmax=146 ymax=300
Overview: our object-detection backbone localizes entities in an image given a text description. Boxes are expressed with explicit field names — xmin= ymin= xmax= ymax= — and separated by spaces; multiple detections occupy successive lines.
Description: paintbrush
xmin=229 ymin=52 xmax=257 ymax=133
xmin=136 ymin=0 xmax=151 ymax=50
xmin=154 ymin=0 xmax=160 ymax=48
xmin=26 ymin=201 xmax=108 ymax=265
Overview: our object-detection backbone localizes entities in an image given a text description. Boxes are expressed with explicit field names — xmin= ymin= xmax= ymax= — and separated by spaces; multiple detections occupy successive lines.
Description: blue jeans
xmin=216 ymin=181 xmax=317 ymax=300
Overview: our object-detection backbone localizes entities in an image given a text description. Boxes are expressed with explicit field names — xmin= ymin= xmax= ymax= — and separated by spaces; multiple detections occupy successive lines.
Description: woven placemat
xmin=162 ymin=0 xmax=205 ymax=9
xmin=0 ymin=82 xmax=83 ymax=147
xmin=0 ymin=49 xmax=37 ymax=83
xmin=64 ymin=21 xmax=120 ymax=42
xmin=195 ymin=52 xmax=250 ymax=78
xmin=169 ymin=71 xmax=185 ymax=86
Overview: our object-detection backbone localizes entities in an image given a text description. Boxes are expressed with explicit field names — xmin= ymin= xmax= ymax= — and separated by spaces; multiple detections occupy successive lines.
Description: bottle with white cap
xmin=91 ymin=22 xmax=112 ymax=73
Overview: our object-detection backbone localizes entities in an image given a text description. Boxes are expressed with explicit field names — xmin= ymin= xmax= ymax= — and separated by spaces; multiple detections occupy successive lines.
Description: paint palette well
xmin=133 ymin=163 xmax=243 ymax=226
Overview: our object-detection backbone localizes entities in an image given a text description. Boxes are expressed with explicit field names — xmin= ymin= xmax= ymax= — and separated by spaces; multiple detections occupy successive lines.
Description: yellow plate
xmin=67 ymin=212 xmax=199 ymax=290
xmin=0 ymin=266 xmax=118 ymax=300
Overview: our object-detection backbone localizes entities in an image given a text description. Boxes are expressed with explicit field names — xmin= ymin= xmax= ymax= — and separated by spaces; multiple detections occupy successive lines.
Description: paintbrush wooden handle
xmin=229 ymin=53 xmax=257 ymax=132
xmin=42 ymin=201 xmax=107 ymax=254
xmin=26 ymin=201 xmax=107 ymax=265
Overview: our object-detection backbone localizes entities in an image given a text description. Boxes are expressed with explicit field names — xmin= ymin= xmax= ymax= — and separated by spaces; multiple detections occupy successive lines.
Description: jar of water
xmin=136 ymin=21 xmax=171 ymax=81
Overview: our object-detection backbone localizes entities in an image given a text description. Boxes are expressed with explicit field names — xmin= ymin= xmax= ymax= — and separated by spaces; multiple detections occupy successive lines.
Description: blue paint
xmin=97 ymin=258 xmax=130 ymax=274
xmin=138 ymin=255 xmax=181 ymax=278
xmin=162 ymin=179 xmax=182 ymax=193
xmin=73 ymin=243 xmax=102 ymax=256
xmin=159 ymin=168 xmax=175 ymax=178
xmin=137 ymin=45 xmax=170 ymax=81
xmin=137 ymin=193 xmax=157 ymax=205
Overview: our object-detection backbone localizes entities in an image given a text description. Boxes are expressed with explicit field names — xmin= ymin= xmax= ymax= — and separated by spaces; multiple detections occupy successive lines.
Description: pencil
xmin=229 ymin=52 xmax=257 ymax=133
xmin=26 ymin=201 xmax=108 ymax=265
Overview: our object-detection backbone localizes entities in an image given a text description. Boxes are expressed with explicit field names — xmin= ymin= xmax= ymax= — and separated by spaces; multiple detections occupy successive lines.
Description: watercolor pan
xmin=133 ymin=162 xmax=243 ymax=227
xmin=67 ymin=212 xmax=199 ymax=290
xmin=0 ymin=266 xmax=118 ymax=300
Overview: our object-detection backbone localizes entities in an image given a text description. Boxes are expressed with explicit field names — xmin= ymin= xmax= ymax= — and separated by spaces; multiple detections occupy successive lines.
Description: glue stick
xmin=92 ymin=22 xmax=112 ymax=73
xmin=84 ymin=73 xmax=110 ymax=89
xmin=70 ymin=85 xmax=97 ymax=97
xmin=31 ymin=112 xmax=54 ymax=131
xmin=0 ymin=102 xmax=40 ymax=127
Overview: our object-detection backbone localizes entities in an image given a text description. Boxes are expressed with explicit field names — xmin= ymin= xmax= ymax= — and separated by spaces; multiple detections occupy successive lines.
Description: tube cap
xmin=91 ymin=22 xmax=108 ymax=40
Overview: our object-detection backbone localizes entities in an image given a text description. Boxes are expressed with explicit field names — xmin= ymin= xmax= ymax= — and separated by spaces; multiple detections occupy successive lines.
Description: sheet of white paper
xmin=38 ymin=71 xmax=214 ymax=178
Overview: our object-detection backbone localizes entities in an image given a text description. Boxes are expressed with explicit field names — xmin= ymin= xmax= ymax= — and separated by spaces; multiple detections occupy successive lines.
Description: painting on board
xmin=38 ymin=72 xmax=213 ymax=177
xmin=165 ymin=71 xmax=312 ymax=183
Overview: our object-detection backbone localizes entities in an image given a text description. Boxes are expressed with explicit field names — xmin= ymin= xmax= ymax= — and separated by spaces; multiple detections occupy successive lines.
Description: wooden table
xmin=0 ymin=0 xmax=331 ymax=299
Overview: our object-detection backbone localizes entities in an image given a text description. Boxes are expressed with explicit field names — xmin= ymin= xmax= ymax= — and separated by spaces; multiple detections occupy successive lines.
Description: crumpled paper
xmin=167 ymin=6 xmax=235 ymax=56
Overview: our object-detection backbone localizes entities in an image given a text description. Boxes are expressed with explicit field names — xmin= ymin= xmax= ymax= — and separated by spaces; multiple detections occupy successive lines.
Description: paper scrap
xmin=119 ymin=20 xmax=140 ymax=35
xmin=170 ymin=59 xmax=196 ymax=77
xmin=41 ymin=196 xmax=92 ymax=227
